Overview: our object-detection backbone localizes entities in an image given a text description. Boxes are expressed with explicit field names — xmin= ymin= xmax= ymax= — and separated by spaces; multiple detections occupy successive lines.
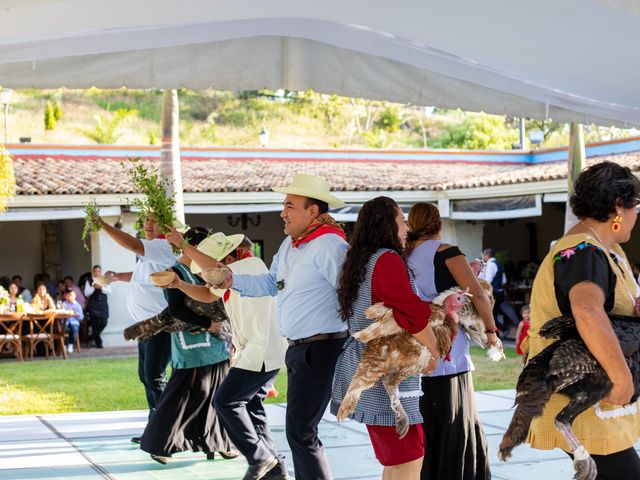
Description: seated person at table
xmin=12 ymin=275 xmax=32 ymax=302
xmin=32 ymin=283 xmax=56 ymax=311
xmin=64 ymin=276 xmax=86 ymax=309
xmin=8 ymin=282 xmax=20 ymax=310
xmin=55 ymin=280 xmax=65 ymax=304
xmin=62 ymin=288 xmax=84 ymax=354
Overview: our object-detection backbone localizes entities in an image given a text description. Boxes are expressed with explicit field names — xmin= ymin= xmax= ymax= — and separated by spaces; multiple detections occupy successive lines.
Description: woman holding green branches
xmin=99 ymin=214 xmax=176 ymax=442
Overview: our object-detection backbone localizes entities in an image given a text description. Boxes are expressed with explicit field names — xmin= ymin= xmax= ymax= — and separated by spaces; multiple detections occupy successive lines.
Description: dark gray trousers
xmin=285 ymin=337 xmax=346 ymax=480
xmin=214 ymin=366 xmax=283 ymax=470
xmin=137 ymin=332 xmax=171 ymax=412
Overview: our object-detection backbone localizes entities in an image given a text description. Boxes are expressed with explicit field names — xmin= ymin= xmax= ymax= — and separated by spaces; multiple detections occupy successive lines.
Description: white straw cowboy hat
xmin=272 ymin=174 xmax=345 ymax=208
xmin=190 ymin=232 xmax=245 ymax=274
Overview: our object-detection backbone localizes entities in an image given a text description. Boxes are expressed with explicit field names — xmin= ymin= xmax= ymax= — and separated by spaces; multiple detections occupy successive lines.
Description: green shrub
xmin=429 ymin=114 xmax=518 ymax=150
xmin=53 ymin=100 xmax=62 ymax=121
xmin=375 ymin=105 xmax=403 ymax=133
xmin=81 ymin=108 xmax=137 ymax=144
xmin=217 ymin=108 xmax=257 ymax=127
xmin=94 ymin=93 xmax=161 ymax=121
xmin=363 ymin=130 xmax=392 ymax=148
xmin=44 ymin=100 xmax=56 ymax=130
xmin=199 ymin=122 xmax=217 ymax=144
xmin=148 ymin=130 xmax=157 ymax=145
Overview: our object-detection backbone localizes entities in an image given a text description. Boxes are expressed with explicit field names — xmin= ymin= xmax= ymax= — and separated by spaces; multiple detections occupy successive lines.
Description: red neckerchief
xmin=291 ymin=214 xmax=346 ymax=248
xmin=222 ymin=252 xmax=253 ymax=301
xmin=235 ymin=249 xmax=253 ymax=260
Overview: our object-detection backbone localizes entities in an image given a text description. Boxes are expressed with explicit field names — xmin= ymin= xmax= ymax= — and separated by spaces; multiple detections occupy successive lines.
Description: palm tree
xmin=159 ymin=89 xmax=185 ymax=224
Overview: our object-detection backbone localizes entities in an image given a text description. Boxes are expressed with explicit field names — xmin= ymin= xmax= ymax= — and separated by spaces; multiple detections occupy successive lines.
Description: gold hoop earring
xmin=612 ymin=214 xmax=622 ymax=232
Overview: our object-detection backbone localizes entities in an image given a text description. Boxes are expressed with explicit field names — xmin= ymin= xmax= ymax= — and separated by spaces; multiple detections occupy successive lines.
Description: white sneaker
xmin=66 ymin=344 xmax=73 ymax=353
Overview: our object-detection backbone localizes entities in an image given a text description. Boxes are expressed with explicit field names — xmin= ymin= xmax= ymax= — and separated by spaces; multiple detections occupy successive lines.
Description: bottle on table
xmin=16 ymin=295 xmax=24 ymax=313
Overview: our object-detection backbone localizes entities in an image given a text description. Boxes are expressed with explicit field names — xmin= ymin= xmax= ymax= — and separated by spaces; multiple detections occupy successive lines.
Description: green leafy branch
xmin=81 ymin=199 xmax=101 ymax=251
xmin=123 ymin=157 xmax=177 ymax=239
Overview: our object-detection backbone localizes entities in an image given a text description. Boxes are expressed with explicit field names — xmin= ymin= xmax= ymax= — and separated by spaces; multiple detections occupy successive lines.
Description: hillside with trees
xmin=4 ymin=88 xmax=638 ymax=149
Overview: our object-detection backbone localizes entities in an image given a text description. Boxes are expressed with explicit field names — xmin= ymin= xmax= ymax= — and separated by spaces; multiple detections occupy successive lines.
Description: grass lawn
xmin=0 ymin=347 xmax=522 ymax=416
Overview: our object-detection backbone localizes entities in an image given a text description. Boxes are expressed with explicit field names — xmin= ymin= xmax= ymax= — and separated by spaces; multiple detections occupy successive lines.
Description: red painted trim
xmin=0 ymin=143 xmax=530 ymax=155
xmin=6 ymin=134 xmax=640 ymax=155
xmin=5 ymin=143 xmax=160 ymax=151
xmin=12 ymin=153 xmax=532 ymax=166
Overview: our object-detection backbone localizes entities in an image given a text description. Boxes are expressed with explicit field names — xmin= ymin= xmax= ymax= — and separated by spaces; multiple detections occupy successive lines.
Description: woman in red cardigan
xmin=332 ymin=196 xmax=438 ymax=480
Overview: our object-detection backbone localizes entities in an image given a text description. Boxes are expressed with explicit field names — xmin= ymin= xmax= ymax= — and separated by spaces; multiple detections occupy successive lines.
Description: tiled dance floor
xmin=1 ymin=390 xmax=632 ymax=479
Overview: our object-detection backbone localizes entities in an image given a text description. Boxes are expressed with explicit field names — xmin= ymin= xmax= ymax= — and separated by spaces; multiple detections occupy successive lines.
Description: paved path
xmin=3 ymin=388 xmax=628 ymax=479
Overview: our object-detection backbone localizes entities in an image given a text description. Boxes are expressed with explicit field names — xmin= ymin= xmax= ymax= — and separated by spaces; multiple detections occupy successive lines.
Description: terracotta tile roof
xmin=444 ymin=151 xmax=640 ymax=189
xmin=11 ymin=150 xmax=640 ymax=196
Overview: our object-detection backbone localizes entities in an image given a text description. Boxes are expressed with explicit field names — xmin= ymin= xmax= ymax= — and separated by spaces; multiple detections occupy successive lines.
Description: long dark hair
xmin=337 ymin=196 xmax=403 ymax=320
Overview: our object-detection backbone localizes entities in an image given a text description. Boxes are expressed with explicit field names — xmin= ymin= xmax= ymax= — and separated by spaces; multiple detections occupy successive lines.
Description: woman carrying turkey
xmin=331 ymin=196 xmax=438 ymax=480
xmin=522 ymin=161 xmax=640 ymax=479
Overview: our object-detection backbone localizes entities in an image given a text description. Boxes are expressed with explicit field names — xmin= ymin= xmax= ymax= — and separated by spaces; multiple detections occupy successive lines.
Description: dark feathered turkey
xmin=123 ymin=297 xmax=231 ymax=342
xmin=499 ymin=312 xmax=640 ymax=480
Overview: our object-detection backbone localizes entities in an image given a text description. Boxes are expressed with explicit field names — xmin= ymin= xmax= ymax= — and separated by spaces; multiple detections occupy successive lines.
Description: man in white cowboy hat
xmin=99 ymin=215 xmax=177 ymax=443
xmin=166 ymin=173 xmax=349 ymax=480
xmin=166 ymin=232 xmax=290 ymax=480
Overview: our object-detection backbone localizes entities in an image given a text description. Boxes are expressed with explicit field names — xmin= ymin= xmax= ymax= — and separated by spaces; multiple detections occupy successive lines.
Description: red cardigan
xmin=371 ymin=251 xmax=431 ymax=334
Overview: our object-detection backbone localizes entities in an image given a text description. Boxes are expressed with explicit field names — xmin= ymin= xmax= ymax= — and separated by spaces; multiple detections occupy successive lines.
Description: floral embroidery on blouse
xmin=553 ymin=242 xmax=603 ymax=264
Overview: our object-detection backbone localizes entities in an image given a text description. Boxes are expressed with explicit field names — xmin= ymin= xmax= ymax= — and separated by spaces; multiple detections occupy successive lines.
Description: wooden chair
xmin=22 ymin=313 xmax=56 ymax=360
xmin=52 ymin=313 xmax=81 ymax=359
xmin=0 ymin=314 xmax=24 ymax=361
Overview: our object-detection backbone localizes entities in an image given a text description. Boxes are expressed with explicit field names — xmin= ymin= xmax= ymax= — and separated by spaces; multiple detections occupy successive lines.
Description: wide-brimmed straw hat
xmin=272 ymin=174 xmax=345 ymax=208
xmin=190 ymin=232 xmax=245 ymax=274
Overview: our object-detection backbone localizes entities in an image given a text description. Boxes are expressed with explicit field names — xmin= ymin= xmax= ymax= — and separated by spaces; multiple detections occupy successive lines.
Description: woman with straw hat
xmin=166 ymin=231 xmax=290 ymax=479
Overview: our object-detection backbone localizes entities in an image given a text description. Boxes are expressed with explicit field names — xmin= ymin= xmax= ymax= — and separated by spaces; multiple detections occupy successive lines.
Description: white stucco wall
xmin=0 ymin=220 xmax=42 ymax=289
xmin=440 ymin=219 xmax=484 ymax=261
xmin=59 ymin=218 xmax=92 ymax=284
xmin=91 ymin=213 xmax=137 ymax=347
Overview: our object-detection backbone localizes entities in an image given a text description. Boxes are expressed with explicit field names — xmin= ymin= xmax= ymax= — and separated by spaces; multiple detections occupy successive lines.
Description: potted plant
xmin=521 ymin=262 xmax=539 ymax=286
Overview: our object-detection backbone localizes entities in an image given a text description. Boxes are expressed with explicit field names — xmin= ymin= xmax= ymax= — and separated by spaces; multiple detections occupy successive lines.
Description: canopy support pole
xmin=564 ymin=122 xmax=586 ymax=233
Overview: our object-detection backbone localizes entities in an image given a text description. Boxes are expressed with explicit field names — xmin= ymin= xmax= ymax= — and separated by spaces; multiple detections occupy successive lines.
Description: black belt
xmin=287 ymin=331 xmax=349 ymax=346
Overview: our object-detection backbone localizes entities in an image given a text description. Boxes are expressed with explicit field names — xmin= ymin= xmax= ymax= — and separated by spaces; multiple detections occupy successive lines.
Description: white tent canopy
xmin=1 ymin=0 xmax=639 ymax=125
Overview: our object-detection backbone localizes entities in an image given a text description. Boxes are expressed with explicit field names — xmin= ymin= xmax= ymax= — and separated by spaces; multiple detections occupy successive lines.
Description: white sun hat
xmin=272 ymin=173 xmax=345 ymax=208
xmin=190 ymin=232 xmax=245 ymax=274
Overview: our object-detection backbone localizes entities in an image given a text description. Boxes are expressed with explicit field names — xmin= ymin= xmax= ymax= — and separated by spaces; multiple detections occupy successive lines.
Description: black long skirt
xmin=140 ymin=360 xmax=233 ymax=457
xmin=419 ymin=371 xmax=491 ymax=480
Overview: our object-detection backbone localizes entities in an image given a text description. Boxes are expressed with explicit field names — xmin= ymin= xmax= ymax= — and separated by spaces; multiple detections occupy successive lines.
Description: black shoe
xmin=262 ymin=467 xmax=291 ymax=480
xmin=263 ymin=470 xmax=290 ymax=480
xmin=151 ymin=454 xmax=169 ymax=465
xmin=130 ymin=436 xmax=142 ymax=444
xmin=242 ymin=456 xmax=278 ymax=480
xmin=263 ymin=455 xmax=290 ymax=479
xmin=206 ymin=452 xmax=216 ymax=460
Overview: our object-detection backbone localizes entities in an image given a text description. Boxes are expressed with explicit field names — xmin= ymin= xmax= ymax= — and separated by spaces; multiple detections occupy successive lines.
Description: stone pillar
xmin=90 ymin=212 xmax=137 ymax=347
